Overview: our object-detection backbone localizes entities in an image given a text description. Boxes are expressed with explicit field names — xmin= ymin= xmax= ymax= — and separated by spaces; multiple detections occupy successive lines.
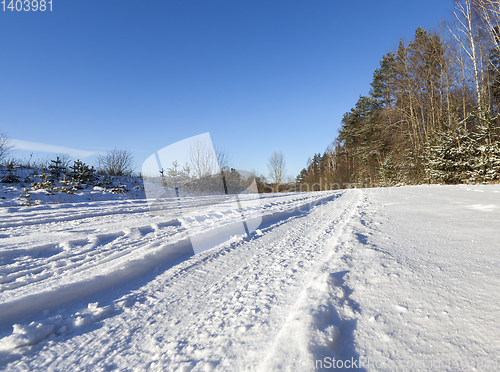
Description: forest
xmin=296 ymin=0 xmax=500 ymax=190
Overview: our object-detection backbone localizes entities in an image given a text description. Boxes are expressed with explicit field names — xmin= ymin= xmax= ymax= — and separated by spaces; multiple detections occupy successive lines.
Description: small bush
xmin=97 ymin=149 xmax=134 ymax=176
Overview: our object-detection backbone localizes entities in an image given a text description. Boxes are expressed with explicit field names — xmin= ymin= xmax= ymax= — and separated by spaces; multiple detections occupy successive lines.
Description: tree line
xmin=297 ymin=0 xmax=500 ymax=190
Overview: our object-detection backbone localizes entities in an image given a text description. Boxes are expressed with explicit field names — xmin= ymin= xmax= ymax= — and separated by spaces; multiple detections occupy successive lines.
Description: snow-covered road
xmin=1 ymin=185 xmax=500 ymax=371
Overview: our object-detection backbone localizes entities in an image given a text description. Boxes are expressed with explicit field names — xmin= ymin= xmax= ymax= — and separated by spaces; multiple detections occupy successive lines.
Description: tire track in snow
xmin=258 ymin=189 xmax=363 ymax=371
xmin=0 ymin=200 xmax=151 ymax=229
xmin=0 ymin=191 xmax=344 ymax=329
xmin=71 ymin=190 xmax=363 ymax=371
xmin=0 ymin=223 xmax=183 ymax=294
xmin=0 ymin=190 xmax=357 ymax=370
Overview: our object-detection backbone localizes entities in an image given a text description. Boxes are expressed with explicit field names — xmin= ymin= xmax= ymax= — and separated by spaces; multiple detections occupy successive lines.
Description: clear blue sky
xmin=1 ymin=0 xmax=455 ymax=179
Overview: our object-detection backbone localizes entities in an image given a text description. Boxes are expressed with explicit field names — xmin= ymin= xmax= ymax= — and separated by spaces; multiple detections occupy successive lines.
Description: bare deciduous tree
xmin=189 ymin=138 xmax=219 ymax=178
xmin=268 ymin=151 xmax=286 ymax=192
xmin=0 ymin=132 xmax=13 ymax=164
xmin=449 ymin=0 xmax=484 ymax=106
xmin=475 ymin=0 xmax=500 ymax=54
xmin=216 ymin=146 xmax=231 ymax=172
xmin=189 ymin=138 xmax=231 ymax=178
xmin=97 ymin=149 xmax=134 ymax=176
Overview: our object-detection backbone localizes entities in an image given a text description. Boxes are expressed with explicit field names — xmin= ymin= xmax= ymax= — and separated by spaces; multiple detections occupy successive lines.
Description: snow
xmin=1 ymin=181 xmax=500 ymax=371
xmin=0 ymin=166 xmax=146 ymax=208
xmin=347 ymin=185 xmax=500 ymax=371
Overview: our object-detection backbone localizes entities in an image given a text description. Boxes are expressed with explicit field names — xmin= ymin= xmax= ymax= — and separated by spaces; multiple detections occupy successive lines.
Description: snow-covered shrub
xmin=424 ymin=108 xmax=500 ymax=184
xmin=69 ymin=160 xmax=97 ymax=186
xmin=1 ymin=162 xmax=20 ymax=183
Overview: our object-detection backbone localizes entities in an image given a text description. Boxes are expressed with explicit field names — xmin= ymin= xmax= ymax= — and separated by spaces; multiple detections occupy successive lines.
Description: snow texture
xmin=1 ymin=183 xmax=500 ymax=371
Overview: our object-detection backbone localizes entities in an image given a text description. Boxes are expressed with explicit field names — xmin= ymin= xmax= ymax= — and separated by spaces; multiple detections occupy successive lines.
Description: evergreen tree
xmin=370 ymin=52 xmax=397 ymax=109
xmin=1 ymin=162 xmax=20 ymax=183
xmin=295 ymin=168 xmax=307 ymax=184
xmin=297 ymin=20 xmax=500 ymax=189
xmin=69 ymin=160 xmax=97 ymax=186
xmin=467 ymin=106 xmax=500 ymax=181
xmin=31 ymin=168 xmax=54 ymax=190
xmin=425 ymin=127 xmax=475 ymax=184
xmin=20 ymin=188 xmax=32 ymax=206
xmin=49 ymin=156 xmax=66 ymax=182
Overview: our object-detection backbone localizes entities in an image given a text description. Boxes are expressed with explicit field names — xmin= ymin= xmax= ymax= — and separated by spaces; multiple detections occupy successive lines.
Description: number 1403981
xmin=1 ymin=0 xmax=52 ymax=11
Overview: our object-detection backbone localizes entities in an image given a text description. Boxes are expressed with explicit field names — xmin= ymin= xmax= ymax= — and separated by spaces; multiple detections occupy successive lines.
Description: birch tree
xmin=268 ymin=151 xmax=286 ymax=192
xmin=449 ymin=0 xmax=484 ymax=107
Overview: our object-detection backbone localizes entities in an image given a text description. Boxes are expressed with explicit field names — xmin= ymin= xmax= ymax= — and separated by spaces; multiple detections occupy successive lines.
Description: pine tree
xmin=378 ymin=156 xmax=402 ymax=186
xmin=467 ymin=106 xmax=500 ymax=182
xmin=49 ymin=156 xmax=66 ymax=182
xmin=20 ymin=188 xmax=32 ymax=206
xmin=59 ymin=175 xmax=75 ymax=194
xmin=370 ymin=52 xmax=396 ymax=110
xmin=425 ymin=126 xmax=476 ymax=184
xmin=295 ymin=168 xmax=307 ymax=184
xmin=69 ymin=160 xmax=97 ymax=186
xmin=1 ymin=161 xmax=20 ymax=183
xmin=31 ymin=168 xmax=54 ymax=190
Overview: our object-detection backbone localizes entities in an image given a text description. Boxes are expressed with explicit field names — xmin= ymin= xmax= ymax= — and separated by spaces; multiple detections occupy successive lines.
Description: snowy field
xmin=0 ymin=184 xmax=500 ymax=371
